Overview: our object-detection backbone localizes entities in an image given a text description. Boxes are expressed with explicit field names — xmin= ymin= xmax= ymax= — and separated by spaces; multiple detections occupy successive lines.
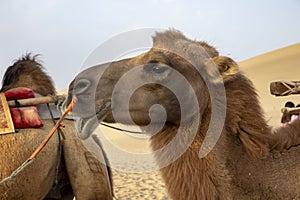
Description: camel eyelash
xmin=148 ymin=60 xmax=159 ymax=64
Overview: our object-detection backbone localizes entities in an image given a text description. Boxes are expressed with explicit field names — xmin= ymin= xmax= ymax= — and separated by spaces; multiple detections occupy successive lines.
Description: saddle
xmin=270 ymin=80 xmax=300 ymax=96
xmin=0 ymin=87 xmax=44 ymax=134
xmin=270 ymin=80 xmax=300 ymax=120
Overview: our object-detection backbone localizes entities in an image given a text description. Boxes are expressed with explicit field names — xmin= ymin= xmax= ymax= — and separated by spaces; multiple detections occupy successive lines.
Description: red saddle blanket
xmin=4 ymin=87 xmax=43 ymax=129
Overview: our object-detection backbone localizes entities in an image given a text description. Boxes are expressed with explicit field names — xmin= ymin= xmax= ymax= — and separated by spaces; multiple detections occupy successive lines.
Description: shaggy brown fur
xmin=66 ymin=29 xmax=300 ymax=199
xmin=1 ymin=54 xmax=55 ymax=95
xmin=0 ymin=54 xmax=112 ymax=199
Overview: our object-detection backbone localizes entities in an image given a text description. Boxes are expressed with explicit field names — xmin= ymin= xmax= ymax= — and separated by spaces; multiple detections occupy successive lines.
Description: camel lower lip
xmin=77 ymin=116 xmax=99 ymax=139
xmin=76 ymin=100 xmax=111 ymax=139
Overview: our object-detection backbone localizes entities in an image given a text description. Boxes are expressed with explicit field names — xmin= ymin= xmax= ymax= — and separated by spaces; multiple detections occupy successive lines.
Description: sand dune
xmin=240 ymin=43 xmax=300 ymax=127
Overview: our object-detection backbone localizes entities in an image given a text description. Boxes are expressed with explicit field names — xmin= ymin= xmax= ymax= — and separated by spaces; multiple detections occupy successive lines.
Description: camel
xmin=0 ymin=54 xmax=113 ymax=200
xmin=64 ymin=29 xmax=300 ymax=199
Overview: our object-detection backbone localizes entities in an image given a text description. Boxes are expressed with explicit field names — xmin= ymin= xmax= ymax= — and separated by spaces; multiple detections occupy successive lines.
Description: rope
xmin=0 ymin=159 xmax=34 ymax=185
xmin=0 ymin=100 xmax=74 ymax=185
xmin=14 ymin=99 xmax=21 ymax=107
xmin=46 ymin=103 xmax=63 ymax=188
xmin=279 ymin=80 xmax=300 ymax=96
xmin=100 ymin=122 xmax=142 ymax=134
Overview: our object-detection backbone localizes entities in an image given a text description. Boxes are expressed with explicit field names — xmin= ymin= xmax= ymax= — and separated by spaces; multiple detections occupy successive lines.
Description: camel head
xmin=65 ymin=29 xmax=240 ymax=139
xmin=0 ymin=53 xmax=56 ymax=96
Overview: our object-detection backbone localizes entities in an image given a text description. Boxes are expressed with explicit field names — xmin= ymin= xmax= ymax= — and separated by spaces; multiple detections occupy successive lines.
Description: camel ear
xmin=207 ymin=56 xmax=240 ymax=82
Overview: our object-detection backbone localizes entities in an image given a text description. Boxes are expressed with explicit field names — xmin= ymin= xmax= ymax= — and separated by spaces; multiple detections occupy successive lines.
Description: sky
xmin=0 ymin=0 xmax=299 ymax=90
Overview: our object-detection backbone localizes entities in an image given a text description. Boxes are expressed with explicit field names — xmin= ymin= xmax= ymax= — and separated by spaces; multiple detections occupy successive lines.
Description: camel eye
xmin=73 ymin=79 xmax=91 ymax=95
xmin=144 ymin=62 xmax=169 ymax=75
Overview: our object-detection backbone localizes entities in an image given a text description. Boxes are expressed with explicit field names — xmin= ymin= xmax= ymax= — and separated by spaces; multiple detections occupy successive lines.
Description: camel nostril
xmin=73 ymin=79 xmax=91 ymax=95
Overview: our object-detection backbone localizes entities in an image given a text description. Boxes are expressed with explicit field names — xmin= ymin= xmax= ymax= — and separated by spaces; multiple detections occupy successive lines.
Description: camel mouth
xmin=76 ymin=100 xmax=111 ymax=139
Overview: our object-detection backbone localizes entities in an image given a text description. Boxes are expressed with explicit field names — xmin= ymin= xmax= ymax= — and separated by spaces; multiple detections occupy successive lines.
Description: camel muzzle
xmin=76 ymin=99 xmax=111 ymax=139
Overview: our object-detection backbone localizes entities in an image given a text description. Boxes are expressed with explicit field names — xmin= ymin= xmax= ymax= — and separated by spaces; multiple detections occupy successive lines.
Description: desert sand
xmin=70 ymin=43 xmax=300 ymax=199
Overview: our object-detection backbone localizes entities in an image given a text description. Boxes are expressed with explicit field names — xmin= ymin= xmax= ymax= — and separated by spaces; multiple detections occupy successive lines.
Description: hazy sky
xmin=1 ymin=0 xmax=299 ymax=89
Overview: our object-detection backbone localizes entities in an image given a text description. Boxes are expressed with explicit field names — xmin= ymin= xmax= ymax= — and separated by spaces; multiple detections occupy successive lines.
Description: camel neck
xmin=149 ymin=118 xmax=233 ymax=199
